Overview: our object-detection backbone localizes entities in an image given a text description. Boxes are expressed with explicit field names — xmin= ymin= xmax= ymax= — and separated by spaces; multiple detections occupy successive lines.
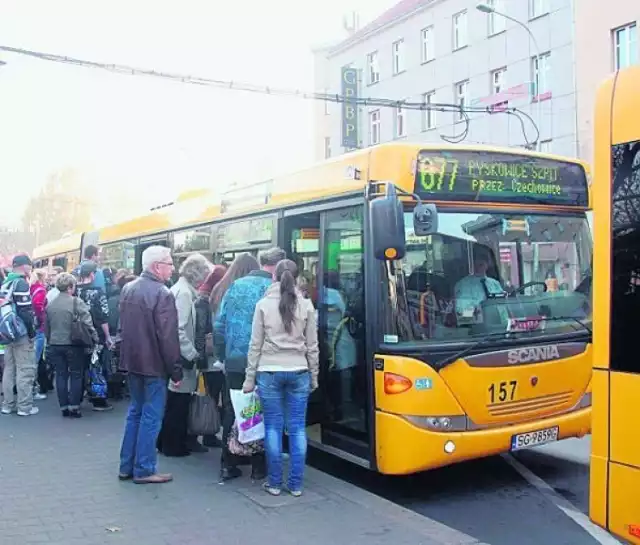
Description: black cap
xmin=12 ymin=254 xmax=32 ymax=268
xmin=79 ymin=260 xmax=98 ymax=278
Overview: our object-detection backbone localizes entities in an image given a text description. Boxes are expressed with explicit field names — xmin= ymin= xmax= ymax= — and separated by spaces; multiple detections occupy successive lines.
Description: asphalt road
xmin=309 ymin=436 xmax=622 ymax=545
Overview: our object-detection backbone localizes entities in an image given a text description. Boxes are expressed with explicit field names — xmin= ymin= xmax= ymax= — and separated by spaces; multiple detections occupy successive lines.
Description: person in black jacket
xmin=1 ymin=254 xmax=38 ymax=416
xmin=76 ymin=261 xmax=114 ymax=411
xmin=194 ymin=265 xmax=227 ymax=447
xmin=107 ymin=274 xmax=136 ymax=400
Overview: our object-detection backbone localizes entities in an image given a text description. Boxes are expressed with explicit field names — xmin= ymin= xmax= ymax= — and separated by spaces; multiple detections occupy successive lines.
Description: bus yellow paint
xmin=589 ymin=65 xmax=640 ymax=544
xmin=32 ymin=141 xmax=593 ymax=479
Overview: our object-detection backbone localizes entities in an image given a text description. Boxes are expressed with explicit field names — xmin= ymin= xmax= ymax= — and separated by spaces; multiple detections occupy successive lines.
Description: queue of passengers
xmin=0 ymin=243 xmax=319 ymax=496
xmin=118 ymin=244 xmax=318 ymax=495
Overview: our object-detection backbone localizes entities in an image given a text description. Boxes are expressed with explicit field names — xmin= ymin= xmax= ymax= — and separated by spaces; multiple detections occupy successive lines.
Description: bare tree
xmin=21 ymin=168 xmax=95 ymax=247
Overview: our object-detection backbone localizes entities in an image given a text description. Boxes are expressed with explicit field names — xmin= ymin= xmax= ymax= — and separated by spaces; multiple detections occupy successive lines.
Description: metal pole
xmin=477 ymin=6 xmax=542 ymax=150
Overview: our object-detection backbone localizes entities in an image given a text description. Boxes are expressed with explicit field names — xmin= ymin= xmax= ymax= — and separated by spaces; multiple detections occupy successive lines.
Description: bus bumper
xmin=375 ymin=407 xmax=591 ymax=475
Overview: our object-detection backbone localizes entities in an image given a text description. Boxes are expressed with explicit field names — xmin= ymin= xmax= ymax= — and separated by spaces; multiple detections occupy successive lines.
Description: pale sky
xmin=0 ymin=0 xmax=396 ymax=228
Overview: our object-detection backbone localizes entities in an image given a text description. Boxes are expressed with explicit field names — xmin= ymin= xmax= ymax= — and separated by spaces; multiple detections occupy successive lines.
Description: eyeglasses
xmin=156 ymin=260 xmax=174 ymax=267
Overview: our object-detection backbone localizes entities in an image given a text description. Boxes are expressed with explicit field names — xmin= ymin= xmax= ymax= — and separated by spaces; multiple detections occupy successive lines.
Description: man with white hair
xmin=118 ymin=245 xmax=182 ymax=484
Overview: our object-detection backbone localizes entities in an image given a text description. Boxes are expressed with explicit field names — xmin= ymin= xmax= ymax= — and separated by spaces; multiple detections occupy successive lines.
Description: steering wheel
xmin=508 ymin=281 xmax=548 ymax=297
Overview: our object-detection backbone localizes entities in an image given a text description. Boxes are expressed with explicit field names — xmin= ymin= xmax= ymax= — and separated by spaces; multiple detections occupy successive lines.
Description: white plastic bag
xmin=229 ymin=389 xmax=265 ymax=444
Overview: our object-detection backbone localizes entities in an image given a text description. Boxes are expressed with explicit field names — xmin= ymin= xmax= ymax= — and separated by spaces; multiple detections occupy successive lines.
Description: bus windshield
xmin=384 ymin=211 xmax=592 ymax=344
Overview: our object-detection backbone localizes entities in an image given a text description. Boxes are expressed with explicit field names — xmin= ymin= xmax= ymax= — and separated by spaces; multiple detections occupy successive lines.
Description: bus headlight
xmin=577 ymin=392 xmax=592 ymax=409
xmin=404 ymin=415 xmax=467 ymax=431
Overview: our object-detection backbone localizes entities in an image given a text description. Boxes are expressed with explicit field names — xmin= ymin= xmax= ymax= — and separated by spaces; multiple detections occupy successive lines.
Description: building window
xmin=455 ymin=80 xmax=468 ymax=121
xmin=613 ymin=23 xmax=638 ymax=70
xmin=529 ymin=0 xmax=549 ymax=19
xmin=491 ymin=67 xmax=507 ymax=94
xmin=369 ymin=110 xmax=381 ymax=145
xmin=539 ymin=140 xmax=552 ymax=153
xmin=395 ymin=106 xmax=406 ymax=138
xmin=367 ymin=51 xmax=380 ymax=84
xmin=453 ymin=11 xmax=468 ymax=50
xmin=324 ymin=137 xmax=331 ymax=159
xmin=423 ymin=91 xmax=436 ymax=130
xmin=421 ymin=26 xmax=435 ymax=63
xmin=392 ymin=39 xmax=405 ymax=74
xmin=532 ymin=52 xmax=551 ymax=98
xmin=487 ymin=0 xmax=506 ymax=35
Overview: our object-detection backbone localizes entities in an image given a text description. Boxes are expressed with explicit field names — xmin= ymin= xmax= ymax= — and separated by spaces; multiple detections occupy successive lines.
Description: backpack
xmin=0 ymin=281 xmax=28 ymax=344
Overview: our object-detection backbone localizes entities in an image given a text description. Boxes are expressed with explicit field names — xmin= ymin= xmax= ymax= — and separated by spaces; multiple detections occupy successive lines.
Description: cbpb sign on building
xmin=341 ymin=67 xmax=358 ymax=149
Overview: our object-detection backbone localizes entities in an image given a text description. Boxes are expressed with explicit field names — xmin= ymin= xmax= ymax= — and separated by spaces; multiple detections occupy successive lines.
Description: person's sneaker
xmin=288 ymin=489 xmax=303 ymax=498
xmin=17 ymin=407 xmax=39 ymax=416
xmin=92 ymin=404 xmax=114 ymax=412
xmin=62 ymin=409 xmax=70 ymax=417
xmin=133 ymin=473 xmax=173 ymax=484
xmin=1 ymin=407 xmax=14 ymax=415
xmin=68 ymin=410 xmax=82 ymax=419
xmin=34 ymin=393 xmax=47 ymax=401
xmin=262 ymin=482 xmax=281 ymax=496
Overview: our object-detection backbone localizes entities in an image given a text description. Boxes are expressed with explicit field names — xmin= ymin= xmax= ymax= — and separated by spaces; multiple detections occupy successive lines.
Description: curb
xmin=306 ymin=466 xmax=488 ymax=545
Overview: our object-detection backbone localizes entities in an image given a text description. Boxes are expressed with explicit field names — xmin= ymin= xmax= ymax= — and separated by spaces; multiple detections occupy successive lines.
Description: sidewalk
xmin=0 ymin=397 xmax=486 ymax=545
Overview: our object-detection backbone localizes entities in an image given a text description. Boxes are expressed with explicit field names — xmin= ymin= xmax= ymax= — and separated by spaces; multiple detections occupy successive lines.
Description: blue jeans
xmin=119 ymin=374 xmax=167 ymax=479
xmin=34 ymin=331 xmax=45 ymax=364
xmin=257 ymin=371 xmax=310 ymax=491
xmin=49 ymin=345 xmax=84 ymax=410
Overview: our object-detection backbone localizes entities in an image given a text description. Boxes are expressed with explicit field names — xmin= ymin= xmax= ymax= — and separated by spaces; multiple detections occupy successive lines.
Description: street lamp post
xmin=476 ymin=3 xmax=542 ymax=151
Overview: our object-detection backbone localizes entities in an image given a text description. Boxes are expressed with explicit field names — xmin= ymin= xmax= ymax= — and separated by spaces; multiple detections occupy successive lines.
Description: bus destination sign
xmin=414 ymin=150 xmax=588 ymax=207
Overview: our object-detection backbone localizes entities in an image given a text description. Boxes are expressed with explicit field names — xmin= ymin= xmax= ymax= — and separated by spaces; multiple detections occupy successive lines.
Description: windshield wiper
xmin=433 ymin=331 xmax=517 ymax=370
xmin=536 ymin=316 xmax=592 ymax=335
xmin=433 ymin=316 xmax=591 ymax=370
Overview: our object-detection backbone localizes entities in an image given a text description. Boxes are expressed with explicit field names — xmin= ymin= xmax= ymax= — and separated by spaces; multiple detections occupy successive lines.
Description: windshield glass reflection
xmin=384 ymin=211 xmax=593 ymax=343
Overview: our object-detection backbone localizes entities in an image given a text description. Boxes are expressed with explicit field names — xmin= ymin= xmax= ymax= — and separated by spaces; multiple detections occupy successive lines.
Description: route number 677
xmin=488 ymin=380 xmax=517 ymax=404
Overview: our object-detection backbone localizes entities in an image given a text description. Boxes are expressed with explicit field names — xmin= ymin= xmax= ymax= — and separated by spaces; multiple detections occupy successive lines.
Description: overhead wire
xmin=0 ymin=44 xmax=539 ymax=147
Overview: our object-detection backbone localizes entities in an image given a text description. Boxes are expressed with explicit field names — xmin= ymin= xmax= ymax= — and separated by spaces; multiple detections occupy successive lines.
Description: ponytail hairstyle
xmin=275 ymin=259 xmax=299 ymax=334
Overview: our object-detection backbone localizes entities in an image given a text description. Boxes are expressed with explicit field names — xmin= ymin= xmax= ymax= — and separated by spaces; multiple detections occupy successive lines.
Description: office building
xmin=313 ymin=0 xmax=639 ymax=163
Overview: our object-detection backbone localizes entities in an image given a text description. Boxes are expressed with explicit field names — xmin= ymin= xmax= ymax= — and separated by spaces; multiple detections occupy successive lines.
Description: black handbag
xmin=188 ymin=393 xmax=221 ymax=436
xmin=70 ymin=297 xmax=94 ymax=347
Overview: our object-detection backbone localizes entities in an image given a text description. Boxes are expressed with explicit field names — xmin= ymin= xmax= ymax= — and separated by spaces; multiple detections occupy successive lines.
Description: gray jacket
xmin=168 ymin=276 xmax=199 ymax=394
xmin=45 ymin=293 xmax=98 ymax=346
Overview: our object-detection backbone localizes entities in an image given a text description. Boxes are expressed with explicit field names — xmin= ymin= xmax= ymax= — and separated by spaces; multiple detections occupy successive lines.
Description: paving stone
xmin=0 ymin=396 xmax=467 ymax=545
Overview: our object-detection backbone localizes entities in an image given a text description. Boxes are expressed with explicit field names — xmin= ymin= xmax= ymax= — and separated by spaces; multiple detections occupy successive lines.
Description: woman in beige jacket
xmin=243 ymin=259 xmax=319 ymax=497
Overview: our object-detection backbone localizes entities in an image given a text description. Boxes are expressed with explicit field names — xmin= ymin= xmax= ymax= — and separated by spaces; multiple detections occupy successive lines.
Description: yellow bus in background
xmin=590 ymin=66 xmax=640 ymax=544
xmin=33 ymin=142 xmax=593 ymax=474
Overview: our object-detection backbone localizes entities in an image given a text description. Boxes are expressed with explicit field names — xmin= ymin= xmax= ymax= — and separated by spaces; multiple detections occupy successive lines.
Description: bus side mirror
xmin=370 ymin=185 xmax=406 ymax=261
xmin=414 ymin=202 xmax=438 ymax=236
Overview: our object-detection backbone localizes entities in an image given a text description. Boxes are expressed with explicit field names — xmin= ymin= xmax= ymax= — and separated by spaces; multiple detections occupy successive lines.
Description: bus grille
xmin=487 ymin=391 xmax=573 ymax=418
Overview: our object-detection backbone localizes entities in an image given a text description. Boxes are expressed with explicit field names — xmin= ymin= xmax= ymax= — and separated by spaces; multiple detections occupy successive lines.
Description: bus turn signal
xmin=384 ymin=373 xmax=413 ymax=394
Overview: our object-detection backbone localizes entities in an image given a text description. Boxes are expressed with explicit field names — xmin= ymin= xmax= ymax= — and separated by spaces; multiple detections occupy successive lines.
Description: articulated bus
xmin=589 ymin=66 xmax=640 ymax=543
xmin=33 ymin=142 xmax=592 ymax=474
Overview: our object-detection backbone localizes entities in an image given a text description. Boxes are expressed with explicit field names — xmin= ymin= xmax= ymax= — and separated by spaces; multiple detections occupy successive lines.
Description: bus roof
xmin=33 ymin=142 xmax=590 ymax=260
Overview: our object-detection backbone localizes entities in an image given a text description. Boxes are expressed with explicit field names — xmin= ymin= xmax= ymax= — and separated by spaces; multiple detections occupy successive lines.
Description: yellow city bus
xmin=33 ymin=142 xmax=593 ymax=475
xmin=589 ymin=65 xmax=640 ymax=543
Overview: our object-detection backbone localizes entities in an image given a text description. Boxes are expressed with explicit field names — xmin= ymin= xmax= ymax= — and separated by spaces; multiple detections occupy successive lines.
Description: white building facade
xmin=313 ymin=0 xmax=578 ymax=161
